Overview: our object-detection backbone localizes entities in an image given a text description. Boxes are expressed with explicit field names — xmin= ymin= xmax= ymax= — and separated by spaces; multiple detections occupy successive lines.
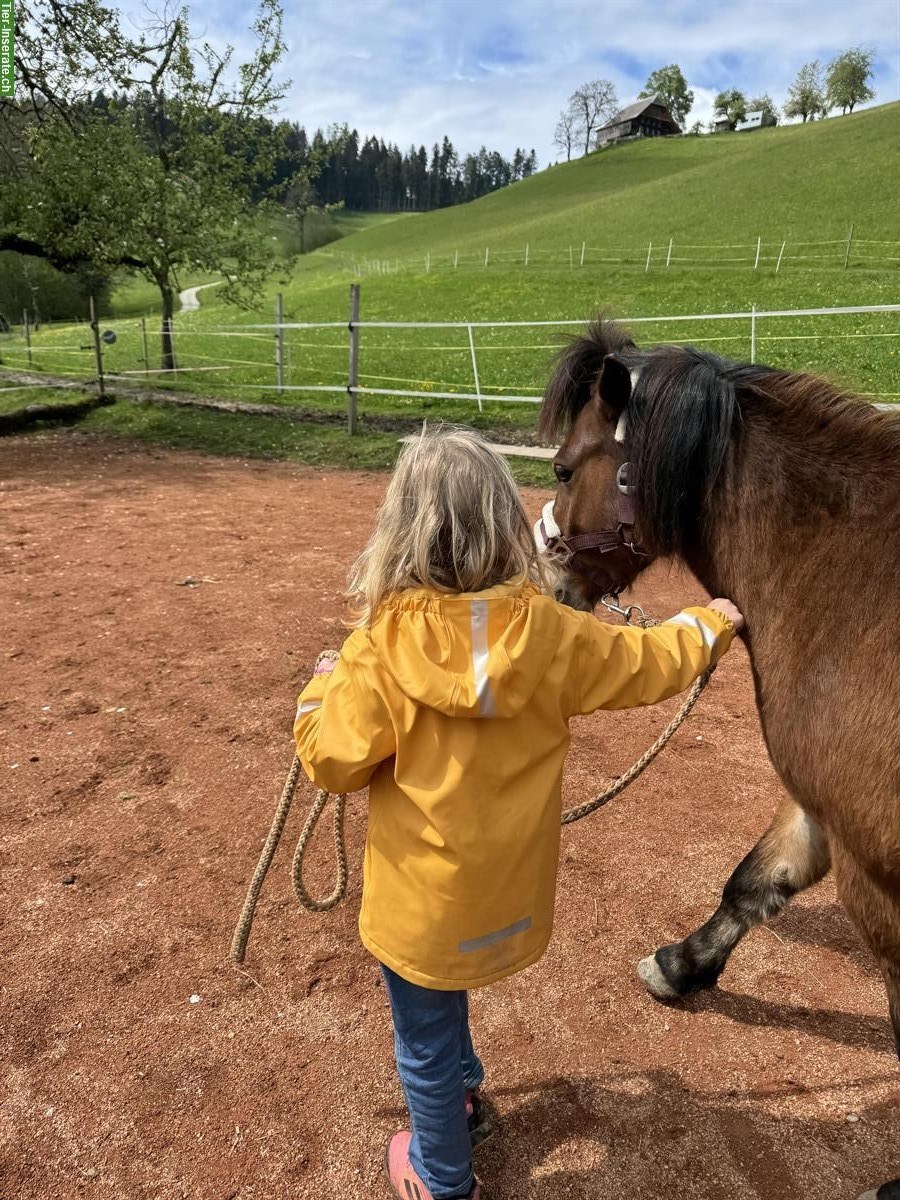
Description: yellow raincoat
xmin=294 ymin=580 xmax=733 ymax=990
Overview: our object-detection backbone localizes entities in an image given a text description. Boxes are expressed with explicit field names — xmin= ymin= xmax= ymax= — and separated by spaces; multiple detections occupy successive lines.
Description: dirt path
xmin=1 ymin=430 xmax=897 ymax=1200
xmin=178 ymin=281 xmax=224 ymax=312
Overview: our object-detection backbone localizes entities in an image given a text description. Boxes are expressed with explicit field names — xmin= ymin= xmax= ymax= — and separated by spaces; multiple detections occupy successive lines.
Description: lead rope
xmin=230 ymin=610 xmax=713 ymax=962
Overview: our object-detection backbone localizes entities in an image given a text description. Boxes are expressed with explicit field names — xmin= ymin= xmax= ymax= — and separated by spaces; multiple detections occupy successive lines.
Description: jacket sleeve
xmin=293 ymin=634 xmax=396 ymax=794
xmin=573 ymin=606 xmax=735 ymax=715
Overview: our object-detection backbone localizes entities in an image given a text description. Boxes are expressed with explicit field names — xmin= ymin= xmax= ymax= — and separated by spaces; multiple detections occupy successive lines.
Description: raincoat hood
xmin=367 ymin=578 xmax=562 ymax=719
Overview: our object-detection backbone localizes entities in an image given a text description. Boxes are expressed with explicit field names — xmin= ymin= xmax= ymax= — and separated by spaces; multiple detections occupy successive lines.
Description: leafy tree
xmin=6 ymin=0 xmax=133 ymax=128
xmin=713 ymin=88 xmax=747 ymax=130
xmin=2 ymin=1 xmax=288 ymax=369
xmin=568 ymin=80 xmax=618 ymax=154
xmin=783 ymin=61 xmax=826 ymax=122
xmin=285 ymin=162 xmax=342 ymax=254
xmin=638 ymin=65 xmax=694 ymax=129
xmin=826 ymin=48 xmax=875 ymax=114
xmin=747 ymin=94 xmax=779 ymax=124
xmin=553 ymin=108 xmax=576 ymax=161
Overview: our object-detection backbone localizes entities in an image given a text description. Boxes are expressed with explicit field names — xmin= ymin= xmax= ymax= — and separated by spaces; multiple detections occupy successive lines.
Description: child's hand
xmin=708 ymin=598 xmax=745 ymax=632
xmin=314 ymin=650 xmax=340 ymax=676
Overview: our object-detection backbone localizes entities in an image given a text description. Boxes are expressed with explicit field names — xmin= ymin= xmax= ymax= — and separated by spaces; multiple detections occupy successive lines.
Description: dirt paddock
xmin=2 ymin=431 xmax=898 ymax=1200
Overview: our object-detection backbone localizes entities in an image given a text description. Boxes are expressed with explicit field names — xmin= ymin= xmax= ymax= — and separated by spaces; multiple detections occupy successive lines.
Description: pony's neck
xmin=684 ymin=399 xmax=897 ymax=624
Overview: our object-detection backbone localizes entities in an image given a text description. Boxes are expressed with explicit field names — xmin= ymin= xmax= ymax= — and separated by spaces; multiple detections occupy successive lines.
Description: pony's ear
xmin=596 ymin=353 xmax=632 ymax=418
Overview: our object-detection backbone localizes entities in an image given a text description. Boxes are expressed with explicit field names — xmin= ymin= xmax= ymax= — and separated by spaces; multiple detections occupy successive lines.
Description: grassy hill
xmin=323 ymin=103 xmax=900 ymax=263
xmin=3 ymin=101 xmax=898 ymax=466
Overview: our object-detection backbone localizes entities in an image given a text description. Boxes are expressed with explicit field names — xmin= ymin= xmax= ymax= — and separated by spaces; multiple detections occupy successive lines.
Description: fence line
xmin=2 ymin=294 xmax=898 ymax=425
xmin=331 ymin=229 xmax=900 ymax=278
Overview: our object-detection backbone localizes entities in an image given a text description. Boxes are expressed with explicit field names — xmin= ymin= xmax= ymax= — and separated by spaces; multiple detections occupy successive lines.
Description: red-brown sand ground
xmin=2 ymin=431 xmax=898 ymax=1200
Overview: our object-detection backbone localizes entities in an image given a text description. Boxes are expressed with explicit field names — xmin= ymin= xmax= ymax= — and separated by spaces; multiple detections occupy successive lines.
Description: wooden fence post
xmin=347 ymin=283 xmax=360 ymax=436
xmin=89 ymin=295 xmax=105 ymax=396
xmin=750 ymin=304 xmax=757 ymax=364
xmin=467 ymin=324 xmax=483 ymax=414
xmin=275 ymin=291 xmax=285 ymax=395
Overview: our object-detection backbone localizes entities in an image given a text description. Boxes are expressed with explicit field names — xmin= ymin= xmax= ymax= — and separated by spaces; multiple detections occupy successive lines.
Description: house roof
xmin=599 ymin=96 xmax=674 ymax=129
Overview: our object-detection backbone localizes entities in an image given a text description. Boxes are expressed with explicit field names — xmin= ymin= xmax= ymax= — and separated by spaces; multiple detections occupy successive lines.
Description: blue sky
xmin=130 ymin=0 xmax=900 ymax=164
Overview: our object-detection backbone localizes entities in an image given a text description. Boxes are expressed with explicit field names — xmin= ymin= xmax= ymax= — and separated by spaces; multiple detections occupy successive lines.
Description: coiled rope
xmin=230 ymin=610 xmax=712 ymax=963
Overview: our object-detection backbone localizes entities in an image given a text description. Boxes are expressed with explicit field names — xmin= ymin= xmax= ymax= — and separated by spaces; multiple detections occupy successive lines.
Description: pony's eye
xmin=554 ymin=463 xmax=573 ymax=484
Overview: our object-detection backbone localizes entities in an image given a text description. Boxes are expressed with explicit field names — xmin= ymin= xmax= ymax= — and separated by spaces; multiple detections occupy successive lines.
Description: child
xmin=294 ymin=428 xmax=743 ymax=1200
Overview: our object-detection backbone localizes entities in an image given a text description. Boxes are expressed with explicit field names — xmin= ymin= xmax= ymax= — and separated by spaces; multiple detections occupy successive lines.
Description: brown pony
xmin=539 ymin=318 xmax=900 ymax=1200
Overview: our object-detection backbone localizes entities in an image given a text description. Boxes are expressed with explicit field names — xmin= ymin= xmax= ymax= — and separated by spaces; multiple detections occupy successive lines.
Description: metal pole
xmin=23 ymin=309 xmax=32 ymax=367
xmin=275 ymin=292 xmax=285 ymax=395
xmin=467 ymin=324 xmax=483 ymax=415
xmin=89 ymin=295 xmax=105 ymax=396
xmin=775 ymin=241 xmax=786 ymax=274
xmin=645 ymin=242 xmax=652 ymax=272
xmin=753 ymin=236 xmax=762 ymax=270
xmin=750 ymin=304 xmax=757 ymax=364
xmin=141 ymin=317 xmax=150 ymax=373
xmin=347 ymin=283 xmax=360 ymax=436
xmin=844 ymin=223 xmax=854 ymax=269
xmin=580 ymin=241 xmax=586 ymax=267
xmin=666 ymin=238 xmax=674 ymax=268
xmin=569 ymin=246 xmax=573 ymax=269
xmin=484 ymin=247 xmax=489 ymax=267
xmin=454 ymin=249 xmax=459 ymax=269
xmin=524 ymin=243 xmax=529 ymax=267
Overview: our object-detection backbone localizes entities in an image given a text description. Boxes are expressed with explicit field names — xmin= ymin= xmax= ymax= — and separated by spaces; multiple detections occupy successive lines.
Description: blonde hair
xmin=347 ymin=427 xmax=546 ymax=626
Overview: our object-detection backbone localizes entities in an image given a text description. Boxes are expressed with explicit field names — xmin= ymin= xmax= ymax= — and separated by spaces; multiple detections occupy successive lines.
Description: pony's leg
xmin=837 ymin=860 xmax=900 ymax=1200
xmin=830 ymin=849 xmax=900 ymax=1059
xmin=638 ymin=797 xmax=830 ymax=1000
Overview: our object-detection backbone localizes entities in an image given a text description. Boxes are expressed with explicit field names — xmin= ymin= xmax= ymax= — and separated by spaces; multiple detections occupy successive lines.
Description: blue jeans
xmin=381 ymin=965 xmax=485 ymax=1199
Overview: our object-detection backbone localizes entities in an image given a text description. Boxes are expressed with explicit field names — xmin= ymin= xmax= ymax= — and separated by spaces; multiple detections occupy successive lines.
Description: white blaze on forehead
xmin=534 ymin=500 xmax=560 ymax=554
xmin=613 ymin=368 xmax=641 ymax=446
xmin=540 ymin=499 xmax=561 ymax=538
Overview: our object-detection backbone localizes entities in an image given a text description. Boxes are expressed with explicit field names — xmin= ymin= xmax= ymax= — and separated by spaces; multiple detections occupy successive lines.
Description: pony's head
xmin=538 ymin=318 xmax=738 ymax=609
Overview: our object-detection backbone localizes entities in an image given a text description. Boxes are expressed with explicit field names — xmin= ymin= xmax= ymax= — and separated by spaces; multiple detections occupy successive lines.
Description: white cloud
xmin=119 ymin=0 xmax=900 ymax=163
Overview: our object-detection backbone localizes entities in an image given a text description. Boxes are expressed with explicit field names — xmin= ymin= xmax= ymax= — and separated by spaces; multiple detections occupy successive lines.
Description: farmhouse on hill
xmin=736 ymin=109 xmax=777 ymax=131
xmin=595 ymin=97 xmax=681 ymax=147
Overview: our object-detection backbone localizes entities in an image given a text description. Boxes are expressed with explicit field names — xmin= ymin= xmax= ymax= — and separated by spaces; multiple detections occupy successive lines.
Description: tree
xmin=285 ymin=162 xmax=342 ymax=254
xmin=747 ymin=94 xmax=779 ymax=124
xmin=568 ymin=80 xmax=618 ymax=154
xmin=638 ymin=65 xmax=694 ymax=129
xmin=826 ymin=48 xmax=875 ymax=115
xmin=2 ymin=1 xmax=288 ymax=370
xmin=553 ymin=108 xmax=576 ymax=161
xmin=713 ymin=88 xmax=747 ymax=130
xmin=783 ymin=61 xmax=826 ymax=122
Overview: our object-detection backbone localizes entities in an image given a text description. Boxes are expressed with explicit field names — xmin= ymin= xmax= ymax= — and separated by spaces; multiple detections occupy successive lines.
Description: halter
xmin=536 ymin=462 xmax=648 ymax=570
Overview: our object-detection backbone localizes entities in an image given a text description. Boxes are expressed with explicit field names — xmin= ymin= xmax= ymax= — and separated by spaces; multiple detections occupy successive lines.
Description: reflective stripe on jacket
xmin=294 ymin=580 xmax=734 ymax=990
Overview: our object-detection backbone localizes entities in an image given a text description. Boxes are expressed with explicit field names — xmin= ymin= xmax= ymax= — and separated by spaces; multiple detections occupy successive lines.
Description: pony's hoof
xmin=637 ymin=954 xmax=682 ymax=1000
xmin=858 ymin=1181 xmax=900 ymax=1200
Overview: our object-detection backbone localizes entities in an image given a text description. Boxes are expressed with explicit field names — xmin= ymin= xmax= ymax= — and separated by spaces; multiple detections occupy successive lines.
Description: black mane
xmin=539 ymin=317 xmax=898 ymax=561
xmin=629 ymin=345 xmax=740 ymax=558
xmin=538 ymin=317 xmax=635 ymax=441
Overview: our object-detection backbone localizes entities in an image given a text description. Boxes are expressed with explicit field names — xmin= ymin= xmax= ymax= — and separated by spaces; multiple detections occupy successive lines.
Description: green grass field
xmin=2 ymin=102 xmax=898 ymax=468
